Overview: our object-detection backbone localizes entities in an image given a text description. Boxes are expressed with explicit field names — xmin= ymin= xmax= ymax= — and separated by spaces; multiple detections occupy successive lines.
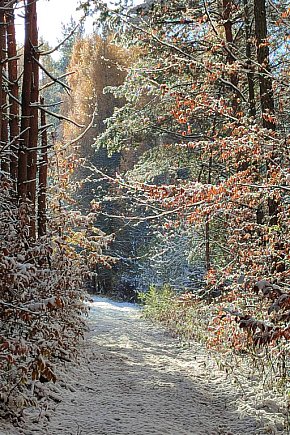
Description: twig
xmin=40 ymin=71 xmax=75 ymax=91
xmin=0 ymin=300 xmax=43 ymax=316
xmin=32 ymin=56 xmax=71 ymax=92
xmin=40 ymin=20 xmax=84 ymax=56
xmin=40 ymin=107 xmax=85 ymax=128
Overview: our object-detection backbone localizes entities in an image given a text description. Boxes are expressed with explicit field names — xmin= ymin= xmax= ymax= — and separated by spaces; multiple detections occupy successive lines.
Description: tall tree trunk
xmin=6 ymin=7 xmax=19 ymax=186
xmin=18 ymin=0 xmax=33 ymax=201
xmin=254 ymin=0 xmax=282 ymax=274
xmin=18 ymin=0 xmax=39 ymax=240
xmin=254 ymin=0 xmax=278 ymax=225
xmin=0 ymin=10 xmax=9 ymax=174
xmin=0 ymin=1 xmax=4 ymax=155
xmin=222 ymin=0 xmax=239 ymax=114
xmin=205 ymin=152 xmax=212 ymax=272
xmin=38 ymin=98 xmax=48 ymax=237
xmin=222 ymin=0 xmax=238 ymax=81
xmin=254 ymin=0 xmax=275 ymax=131
xmin=27 ymin=0 xmax=39 ymax=238
xmin=243 ymin=0 xmax=256 ymax=118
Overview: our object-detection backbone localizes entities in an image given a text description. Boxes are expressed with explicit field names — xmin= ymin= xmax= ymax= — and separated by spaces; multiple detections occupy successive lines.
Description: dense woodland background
xmin=1 ymin=0 xmax=290 ymax=425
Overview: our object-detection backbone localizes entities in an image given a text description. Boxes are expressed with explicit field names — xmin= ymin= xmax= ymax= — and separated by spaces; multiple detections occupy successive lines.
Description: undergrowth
xmin=140 ymin=284 xmax=290 ymax=431
xmin=0 ymin=179 xmax=109 ymax=422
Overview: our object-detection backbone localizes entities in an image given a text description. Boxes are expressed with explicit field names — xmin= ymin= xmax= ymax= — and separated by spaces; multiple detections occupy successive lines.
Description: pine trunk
xmin=18 ymin=0 xmax=33 ymax=201
xmin=27 ymin=0 xmax=39 ymax=238
xmin=38 ymin=98 xmax=48 ymax=237
xmin=6 ymin=8 xmax=19 ymax=186
xmin=0 ymin=11 xmax=9 ymax=174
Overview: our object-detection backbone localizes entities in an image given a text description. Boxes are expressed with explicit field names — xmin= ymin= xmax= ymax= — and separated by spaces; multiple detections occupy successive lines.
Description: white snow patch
xmin=88 ymin=295 xmax=140 ymax=313
xmin=0 ymin=296 xmax=286 ymax=434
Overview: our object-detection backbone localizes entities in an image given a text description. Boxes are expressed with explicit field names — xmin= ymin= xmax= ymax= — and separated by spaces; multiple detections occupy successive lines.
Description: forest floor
xmin=1 ymin=296 xmax=287 ymax=435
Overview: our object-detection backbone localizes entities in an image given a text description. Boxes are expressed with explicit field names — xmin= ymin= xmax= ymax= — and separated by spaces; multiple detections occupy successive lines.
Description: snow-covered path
xmin=3 ymin=296 xmax=285 ymax=434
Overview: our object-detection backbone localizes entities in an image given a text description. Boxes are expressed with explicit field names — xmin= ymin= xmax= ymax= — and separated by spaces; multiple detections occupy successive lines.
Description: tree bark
xmin=27 ymin=0 xmax=39 ymax=238
xmin=205 ymin=152 xmax=212 ymax=272
xmin=254 ymin=0 xmax=275 ymax=130
xmin=18 ymin=0 xmax=39 ymax=240
xmin=38 ymin=97 xmax=48 ymax=237
xmin=0 ymin=4 xmax=9 ymax=174
xmin=254 ymin=0 xmax=278 ymax=225
xmin=18 ymin=0 xmax=33 ymax=201
xmin=254 ymin=0 xmax=282 ymax=274
xmin=243 ymin=0 xmax=256 ymax=118
xmin=0 ymin=1 xmax=4 ymax=159
xmin=6 ymin=7 xmax=19 ymax=186
xmin=222 ymin=0 xmax=239 ymax=113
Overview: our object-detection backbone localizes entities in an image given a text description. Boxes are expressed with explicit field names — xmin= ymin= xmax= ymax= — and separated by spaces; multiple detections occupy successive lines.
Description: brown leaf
xmin=268 ymin=294 xmax=290 ymax=314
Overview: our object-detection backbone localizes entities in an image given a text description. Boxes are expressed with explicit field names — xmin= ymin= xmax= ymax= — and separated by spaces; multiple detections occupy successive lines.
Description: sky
xmin=15 ymin=0 xmax=91 ymax=47
xmin=15 ymin=1 xmax=143 ymax=48
xmin=37 ymin=0 xmax=85 ymax=45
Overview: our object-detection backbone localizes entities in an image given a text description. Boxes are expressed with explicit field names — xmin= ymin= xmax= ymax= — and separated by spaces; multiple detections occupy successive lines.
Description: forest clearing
xmin=1 ymin=0 xmax=290 ymax=434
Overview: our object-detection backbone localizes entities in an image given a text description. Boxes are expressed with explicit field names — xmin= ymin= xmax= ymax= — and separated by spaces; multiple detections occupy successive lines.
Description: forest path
xmin=12 ymin=296 xmax=284 ymax=435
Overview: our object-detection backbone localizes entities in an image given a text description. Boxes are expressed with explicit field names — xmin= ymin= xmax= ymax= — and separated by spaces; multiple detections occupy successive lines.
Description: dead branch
xmin=40 ymin=71 xmax=75 ymax=91
xmin=40 ymin=20 xmax=84 ymax=56
xmin=39 ymin=106 xmax=85 ymax=128
xmin=32 ymin=56 xmax=71 ymax=92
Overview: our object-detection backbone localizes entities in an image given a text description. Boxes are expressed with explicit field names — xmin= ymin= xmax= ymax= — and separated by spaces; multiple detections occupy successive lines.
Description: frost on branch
xmin=0 ymin=178 xmax=90 ymax=419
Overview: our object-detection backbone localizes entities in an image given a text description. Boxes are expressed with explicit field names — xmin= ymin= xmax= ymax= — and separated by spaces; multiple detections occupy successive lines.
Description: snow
xmin=88 ymin=295 xmax=140 ymax=314
xmin=0 ymin=296 xmax=286 ymax=434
